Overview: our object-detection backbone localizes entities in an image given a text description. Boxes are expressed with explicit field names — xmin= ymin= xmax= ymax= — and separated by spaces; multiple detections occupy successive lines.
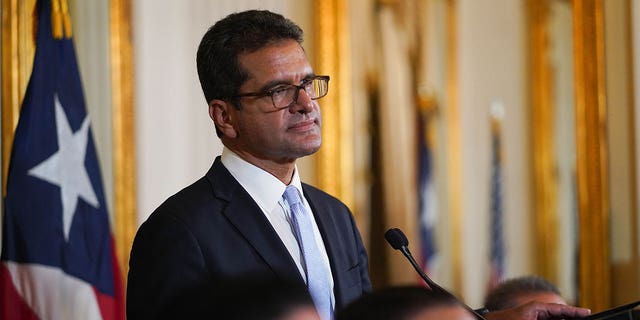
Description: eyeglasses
xmin=231 ymin=75 xmax=330 ymax=110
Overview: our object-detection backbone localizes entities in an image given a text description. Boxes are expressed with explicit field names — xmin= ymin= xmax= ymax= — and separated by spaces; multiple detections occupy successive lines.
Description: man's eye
xmin=270 ymin=86 xmax=291 ymax=97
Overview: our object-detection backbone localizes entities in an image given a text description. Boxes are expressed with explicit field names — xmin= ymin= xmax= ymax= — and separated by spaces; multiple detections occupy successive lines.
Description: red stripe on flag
xmin=0 ymin=263 xmax=39 ymax=320
xmin=94 ymin=236 xmax=125 ymax=320
xmin=94 ymin=287 xmax=116 ymax=320
xmin=110 ymin=236 xmax=126 ymax=320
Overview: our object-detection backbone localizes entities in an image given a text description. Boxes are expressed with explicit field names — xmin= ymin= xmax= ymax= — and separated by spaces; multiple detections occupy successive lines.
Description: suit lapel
xmin=304 ymin=187 xmax=341 ymax=263
xmin=207 ymin=158 xmax=303 ymax=283
xmin=303 ymin=184 xmax=349 ymax=306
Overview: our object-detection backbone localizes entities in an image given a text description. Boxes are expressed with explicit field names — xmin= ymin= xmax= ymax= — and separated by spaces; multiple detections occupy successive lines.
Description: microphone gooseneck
xmin=384 ymin=228 xmax=442 ymax=292
xmin=384 ymin=228 xmax=487 ymax=320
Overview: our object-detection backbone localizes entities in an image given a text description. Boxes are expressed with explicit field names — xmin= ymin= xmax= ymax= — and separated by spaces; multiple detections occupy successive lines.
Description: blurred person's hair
xmin=484 ymin=276 xmax=563 ymax=311
xmin=169 ymin=274 xmax=316 ymax=319
xmin=336 ymin=286 xmax=462 ymax=320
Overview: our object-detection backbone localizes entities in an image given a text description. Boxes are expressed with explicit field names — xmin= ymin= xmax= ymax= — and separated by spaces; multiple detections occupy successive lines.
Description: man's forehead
xmin=238 ymin=41 xmax=313 ymax=87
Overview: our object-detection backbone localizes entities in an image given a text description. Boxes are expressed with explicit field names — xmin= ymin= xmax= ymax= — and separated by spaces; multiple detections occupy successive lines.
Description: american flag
xmin=488 ymin=118 xmax=505 ymax=289
xmin=0 ymin=0 xmax=124 ymax=318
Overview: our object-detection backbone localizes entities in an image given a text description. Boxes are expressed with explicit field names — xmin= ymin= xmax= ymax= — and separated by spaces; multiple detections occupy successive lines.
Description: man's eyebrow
xmin=256 ymin=79 xmax=290 ymax=92
xmin=256 ymin=73 xmax=316 ymax=92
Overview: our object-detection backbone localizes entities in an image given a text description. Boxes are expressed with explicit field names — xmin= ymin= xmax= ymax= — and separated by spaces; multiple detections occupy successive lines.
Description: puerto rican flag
xmin=0 ymin=0 xmax=124 ymax=319
xmin=417 ymin=104 xmax=438 ymax=279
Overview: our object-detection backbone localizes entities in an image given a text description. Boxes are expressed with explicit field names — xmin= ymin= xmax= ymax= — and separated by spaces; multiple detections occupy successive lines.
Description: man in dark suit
xmin=127 ymin=9 xmax=592 ymax=320
xmin=127 ymin=10 xmax=370 ymax=319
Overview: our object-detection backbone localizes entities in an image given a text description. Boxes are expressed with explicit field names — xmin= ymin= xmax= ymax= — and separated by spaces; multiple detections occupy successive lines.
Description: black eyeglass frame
xmin=228 ymin=75 xmax=330 ymax=110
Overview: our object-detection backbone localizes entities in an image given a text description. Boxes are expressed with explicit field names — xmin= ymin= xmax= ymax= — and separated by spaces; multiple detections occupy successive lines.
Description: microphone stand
xmin=386 ymin=228 xmax=487 ymax=320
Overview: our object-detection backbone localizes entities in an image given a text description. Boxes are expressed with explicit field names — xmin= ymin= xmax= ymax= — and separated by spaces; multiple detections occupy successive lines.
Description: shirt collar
xmin=221 ymin=147 xmax=303 ymax=212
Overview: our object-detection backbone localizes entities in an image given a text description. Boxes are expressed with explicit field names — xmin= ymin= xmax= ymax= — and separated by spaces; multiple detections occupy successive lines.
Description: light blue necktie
xmin=283 ymin=185 xmax=333 ymax=320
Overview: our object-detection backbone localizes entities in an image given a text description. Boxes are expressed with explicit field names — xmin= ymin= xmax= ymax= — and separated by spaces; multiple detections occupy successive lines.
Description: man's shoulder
xmin=143 ymin=158 xmax=251 ymax=226
xmin=145 ymin=176 xmax=218 ymax=223
xmin=164 ymin=176 xmax=215 ymax=207
xmin=155 ymin=158 xmax=235 ymax=212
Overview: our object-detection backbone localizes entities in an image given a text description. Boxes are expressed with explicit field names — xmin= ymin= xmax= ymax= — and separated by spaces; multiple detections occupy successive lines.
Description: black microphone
xmin=384 ymin=228 xmax=487 ymax=320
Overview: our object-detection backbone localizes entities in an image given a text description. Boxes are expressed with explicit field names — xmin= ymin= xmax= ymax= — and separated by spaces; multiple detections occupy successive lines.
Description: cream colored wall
xmin=457 ymin=0 xmax=532 ymax=306
xmin=70 ymin=0 xmax=113 ymax=219
xmin=424 ymin=0 xmax=455 ymax=293
xmin=549 ymin=0 xmax=578 ymax=303
xmin=605 ymin=0 xmax=634 ymax=266
xmin=604 ymin=0 xmax=639 ymax=303
xmin=132 ymin=0 xmax=313 ymax=224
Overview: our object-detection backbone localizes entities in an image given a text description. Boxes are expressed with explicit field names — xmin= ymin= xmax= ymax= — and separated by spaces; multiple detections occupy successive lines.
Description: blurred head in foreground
xmin=215 ymin=277 xmax=320 ymax=320
xmin=172 ymin=276 xmax=319 ymax=320
xmin=484 ymin=276 xmax=567 ymax=312
xmin=336 ymin=286 xmax=475 ymax=320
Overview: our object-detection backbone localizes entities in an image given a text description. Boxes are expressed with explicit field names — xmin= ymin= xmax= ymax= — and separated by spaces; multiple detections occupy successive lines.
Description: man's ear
xmin=209 ymin=99 xmax=238 ymax=138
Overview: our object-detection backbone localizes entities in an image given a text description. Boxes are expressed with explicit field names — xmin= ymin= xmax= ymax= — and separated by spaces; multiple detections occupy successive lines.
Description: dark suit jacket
xmin=127 ymin=157 xmax=371 ymax=319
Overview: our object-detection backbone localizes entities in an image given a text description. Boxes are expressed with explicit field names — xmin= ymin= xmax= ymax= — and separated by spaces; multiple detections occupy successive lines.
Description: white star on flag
xmin=28 ymin=94 xmax=100 ymax=241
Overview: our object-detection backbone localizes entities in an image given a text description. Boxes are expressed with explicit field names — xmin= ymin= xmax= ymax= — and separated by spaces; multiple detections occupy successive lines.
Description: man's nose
xmin=290 ymin=88 xmax=314 ymax=113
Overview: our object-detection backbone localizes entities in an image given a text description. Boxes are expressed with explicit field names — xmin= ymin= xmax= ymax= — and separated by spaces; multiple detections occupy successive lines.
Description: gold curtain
xmin=1 ymin=0 xmax=36 ymax=195
xmin=336 ymin=0 xmax=462 ymax=290
xmin=374 ymin=0 xmax=421 ymax=285
xmin=110 ymin=0 xmax=137 ymax=281
xmin=573 ymin=0 xmax=611 ymax=310
xmin=527 ymin=0 xmax=560 ymax=290
xmin=313 ymin=1 xmax=355 ymax=214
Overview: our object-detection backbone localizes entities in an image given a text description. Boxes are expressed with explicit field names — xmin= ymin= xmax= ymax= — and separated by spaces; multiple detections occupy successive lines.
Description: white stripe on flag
xmin=5 ymin=261 xmax=102 ymax=320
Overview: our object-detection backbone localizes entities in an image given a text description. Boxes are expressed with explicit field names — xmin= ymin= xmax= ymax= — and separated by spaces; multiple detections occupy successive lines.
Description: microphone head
xmin=385 ymin=228 xmax=409 ymax=250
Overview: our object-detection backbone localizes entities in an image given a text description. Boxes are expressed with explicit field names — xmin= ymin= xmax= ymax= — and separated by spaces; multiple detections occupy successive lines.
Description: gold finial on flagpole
xmin=51 ymin=0 xmax=63 ymax=39
xmin=417 ymin=84 xmax=439 ymax=117
xmin=60 ymin=0 xmax=72 ymax=38
xmin=51 ymin=0 xmax=72 ymax=39
xmin=490 ymin=99 xmax=505 ymax=134
xmin=417 ymin=84 xmax=439 ymax=148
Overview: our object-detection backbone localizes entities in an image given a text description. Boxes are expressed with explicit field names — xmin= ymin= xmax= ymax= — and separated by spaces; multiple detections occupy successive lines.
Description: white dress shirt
xmin=220 ymin=148 xmax=335 ymax=304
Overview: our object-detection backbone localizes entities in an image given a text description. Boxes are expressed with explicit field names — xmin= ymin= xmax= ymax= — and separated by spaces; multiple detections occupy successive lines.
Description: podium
xmin=570 ymin=300 xmax=640 ymax=320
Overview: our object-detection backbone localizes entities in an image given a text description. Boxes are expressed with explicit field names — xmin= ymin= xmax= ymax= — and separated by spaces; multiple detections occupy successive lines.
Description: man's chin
xmin=299 ymin=145 xmax=322 ymax=157
xmin=295 ymin=140 xmax=322 ymax=158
